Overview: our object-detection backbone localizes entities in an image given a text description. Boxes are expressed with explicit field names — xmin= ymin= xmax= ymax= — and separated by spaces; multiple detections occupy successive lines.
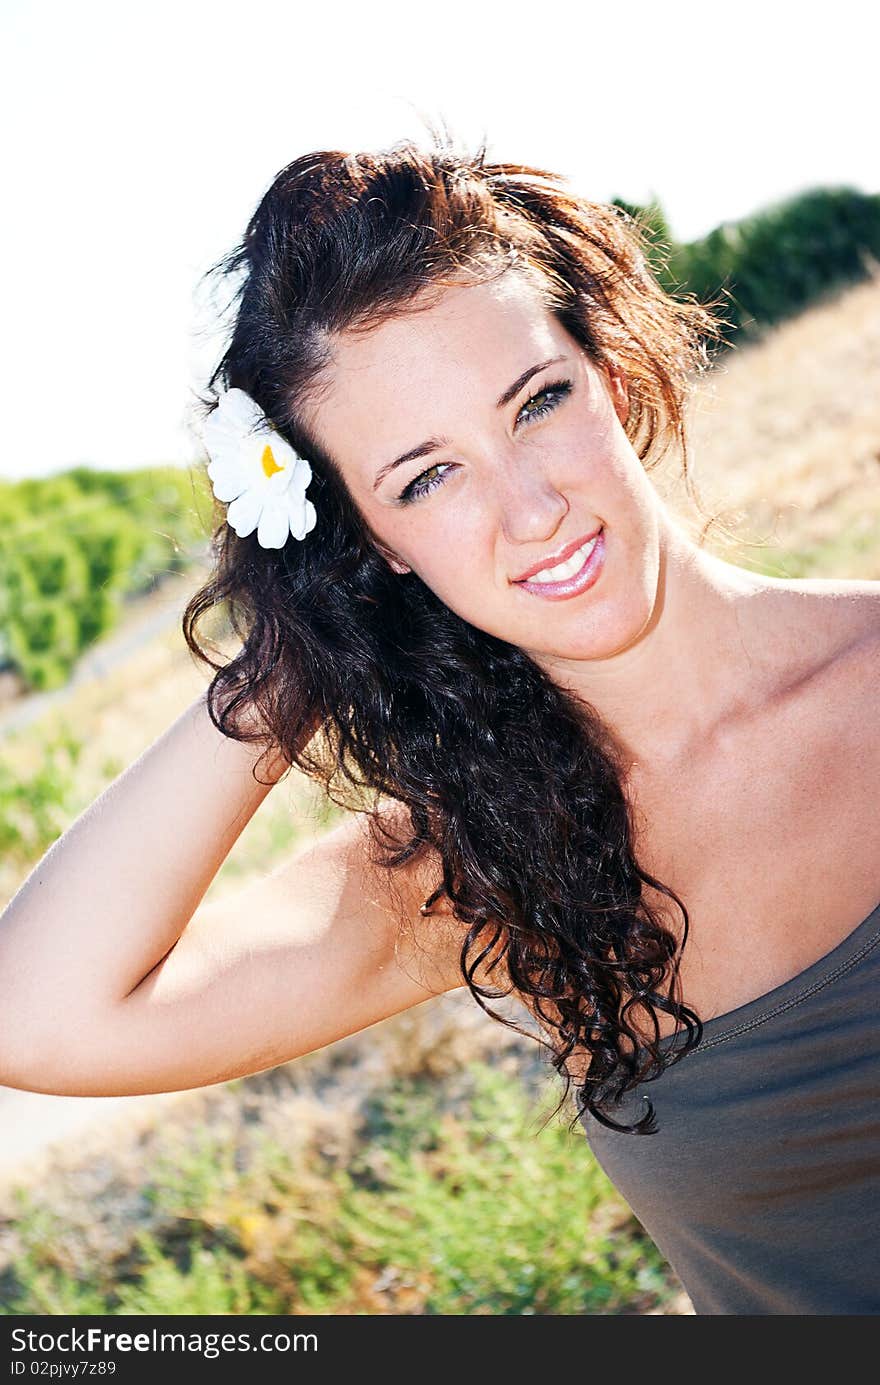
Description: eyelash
xmin=396 ymin=377 xmax=574 ymax=505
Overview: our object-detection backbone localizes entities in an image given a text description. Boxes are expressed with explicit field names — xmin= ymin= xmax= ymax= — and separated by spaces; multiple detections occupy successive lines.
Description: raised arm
xmin=0 ymin=691 xmax=466 ymax=1097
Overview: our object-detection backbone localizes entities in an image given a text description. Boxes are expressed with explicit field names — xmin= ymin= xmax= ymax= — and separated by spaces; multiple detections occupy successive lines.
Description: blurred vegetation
xmin=0 ymin=723 xmax=84 ymax=865
xmin=613 ymin=185 xmax=880 ymax=346
xmin=0 ymin=1062 xmax=679 ymax=1316
xmin=0 ymin=464 xmax=213 ymax=691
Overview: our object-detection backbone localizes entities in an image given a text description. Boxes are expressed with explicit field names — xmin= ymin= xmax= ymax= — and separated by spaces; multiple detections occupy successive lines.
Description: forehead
xmin=305 ymin=273 xmax=576 ymax=475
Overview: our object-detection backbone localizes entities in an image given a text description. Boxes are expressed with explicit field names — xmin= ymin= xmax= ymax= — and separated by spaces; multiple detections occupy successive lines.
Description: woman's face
xmin=304 ymin=270 xmax=666 ymax=667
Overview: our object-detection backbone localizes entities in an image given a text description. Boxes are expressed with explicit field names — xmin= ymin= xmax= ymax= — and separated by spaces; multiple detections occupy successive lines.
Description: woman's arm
xmin=0 ymin=691 xmax=465 ymax=1097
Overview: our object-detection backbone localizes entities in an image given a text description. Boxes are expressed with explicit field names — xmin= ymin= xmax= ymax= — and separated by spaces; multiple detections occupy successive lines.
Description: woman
xmin=1 ymin=139 xmax=878 ymax=1316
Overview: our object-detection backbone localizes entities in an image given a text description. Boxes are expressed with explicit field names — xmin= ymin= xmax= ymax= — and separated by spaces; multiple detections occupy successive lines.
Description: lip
xmin=511 ymin=528 xmax=603 ymax=584
xmin=513 ymin=527 xmax=605 ymax=601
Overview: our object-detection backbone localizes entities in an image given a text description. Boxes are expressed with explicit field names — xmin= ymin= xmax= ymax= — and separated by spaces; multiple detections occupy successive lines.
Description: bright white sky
xmin=2 ymin=0 xmax=877 ymax=480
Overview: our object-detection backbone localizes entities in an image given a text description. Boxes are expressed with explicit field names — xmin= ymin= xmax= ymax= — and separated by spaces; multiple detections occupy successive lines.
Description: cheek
xmin=573 ymin=424 xmax=656 ymax=517
xmin=527 ymin=403 xmax=619 ymax=495
xmin=393 ymin=504 xmax=489 ymax=584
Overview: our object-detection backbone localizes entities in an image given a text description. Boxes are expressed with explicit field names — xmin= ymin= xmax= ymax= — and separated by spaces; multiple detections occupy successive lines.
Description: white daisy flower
xmin=201 ymin=387 xmax=317 ymax=549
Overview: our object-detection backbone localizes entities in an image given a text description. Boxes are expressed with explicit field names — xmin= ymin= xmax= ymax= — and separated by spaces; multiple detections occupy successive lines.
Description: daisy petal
xmin=286 ymin=489 xmax=307 ymax=539
xmin=226 ymin=488 xmax=264 ymax=537
xmin=302 ymin=498 xmax=317 ymax=535
xmin=202 ymin=389 xmax=272 ymax=470
xmin=265 ymin=462 xmax=296 ymax=498
xmin=257 ymin=502 xmax=292 ymax=549
xmin=215 ymin=388 xmax=271 ymax=438
xmin=204 ymin=410 xmax=258 ymax=460
xmin=207 ymin=458 xmax=249 ymax=503
xmin=289 ymin=455 xmax=313 ymax=490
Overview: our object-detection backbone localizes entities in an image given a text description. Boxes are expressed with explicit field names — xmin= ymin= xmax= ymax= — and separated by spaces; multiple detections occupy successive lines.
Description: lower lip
xmin=514 ymin=529 xmax=605 ymax=600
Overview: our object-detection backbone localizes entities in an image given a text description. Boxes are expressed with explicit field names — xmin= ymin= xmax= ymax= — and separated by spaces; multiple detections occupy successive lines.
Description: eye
xmin=396 ymin=376 xmax=574 ymax=505
xmin=516 ymin=378 xmax=573 ymax=428
xmin=397 ymin=461 xmax=452 ymax=505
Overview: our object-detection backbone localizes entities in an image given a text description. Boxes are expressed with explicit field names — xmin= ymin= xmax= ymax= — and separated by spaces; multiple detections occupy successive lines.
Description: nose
xmin=497 ymin=451 xmax=570 ymax=546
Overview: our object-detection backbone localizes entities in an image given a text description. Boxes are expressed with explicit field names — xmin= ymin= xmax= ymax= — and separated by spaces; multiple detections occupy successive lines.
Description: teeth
xmin=527 ymin=534 xmax=598 ymax=584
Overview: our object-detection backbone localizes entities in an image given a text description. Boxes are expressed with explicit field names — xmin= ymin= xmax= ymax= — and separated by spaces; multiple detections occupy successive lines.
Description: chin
xmin=521 ymin=594 xmax=656 ymax=665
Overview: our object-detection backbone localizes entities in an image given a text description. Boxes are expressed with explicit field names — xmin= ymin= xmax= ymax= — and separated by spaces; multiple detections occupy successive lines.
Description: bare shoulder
xmin=787 ymin=584 xmax=880 ymax=783
xmin=801 ymin=578 xmax=880 ymax=691
xmin=752 ymin=575 xmax=880 ymax=695
xmin=750 ymin=577 xmax=880 ymax=758
xmin=779 ymin=575 xmax=880 ymax=648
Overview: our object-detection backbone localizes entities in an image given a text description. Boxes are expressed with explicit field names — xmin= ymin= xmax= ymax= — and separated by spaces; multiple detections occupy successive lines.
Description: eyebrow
xmin=371 ymin=354 xmax=569 ymax=491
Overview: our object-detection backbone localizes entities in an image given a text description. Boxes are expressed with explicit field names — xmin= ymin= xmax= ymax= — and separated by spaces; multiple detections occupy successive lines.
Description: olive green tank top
xmin=579 ymin=896 xmax=880 ymax=1315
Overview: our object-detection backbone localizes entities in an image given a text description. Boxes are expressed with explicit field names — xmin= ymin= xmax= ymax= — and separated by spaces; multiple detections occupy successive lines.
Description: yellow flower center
xmin=261 ymin=442 xmax=284 ymax=479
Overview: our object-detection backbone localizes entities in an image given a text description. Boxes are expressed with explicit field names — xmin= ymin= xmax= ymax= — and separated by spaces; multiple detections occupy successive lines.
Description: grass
xmin=726 ymin=518 xmax=880 ymax=581
xmin=0 ymin=1061 xmax=679 ymax=1316
xmin=0 ymin=723 xmax=84 ymax=865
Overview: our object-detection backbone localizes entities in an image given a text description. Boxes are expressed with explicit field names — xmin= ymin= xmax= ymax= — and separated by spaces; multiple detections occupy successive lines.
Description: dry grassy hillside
xmin=667 ymin=269 xmax=880 ymax=573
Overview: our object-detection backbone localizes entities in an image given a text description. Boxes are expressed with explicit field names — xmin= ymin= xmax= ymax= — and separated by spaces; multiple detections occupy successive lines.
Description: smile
xmin=513 ymin=529 xmax=605 ymax=600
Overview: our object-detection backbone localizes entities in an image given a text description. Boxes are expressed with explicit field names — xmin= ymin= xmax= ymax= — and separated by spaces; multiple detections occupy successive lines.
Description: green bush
xmin=16 ymin=533 xmax=90 ymax=603
xmin=0 ymin=464 xmax=212 ymax=691
xmin=4 ymin=595 xmax=81 ymax=690
xmin=71 ymin=584 xmax=123 ymax=648
xmin=0 ymin=552 xmax=39 ymax=666
xmin=71 ymin=506 xmax=142 ymax=594
xmin=622 ymin=186 xmax=880 ymax=345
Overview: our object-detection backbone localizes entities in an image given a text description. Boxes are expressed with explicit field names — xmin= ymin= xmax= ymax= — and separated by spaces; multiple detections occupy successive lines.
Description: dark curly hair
xmin=182 ymin=134 xmax=724 ymax=1134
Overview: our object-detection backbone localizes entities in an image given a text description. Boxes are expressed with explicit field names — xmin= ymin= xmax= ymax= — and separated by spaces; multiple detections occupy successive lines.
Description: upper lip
xmin=512 ymin=527 xmax=602 ymax=583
